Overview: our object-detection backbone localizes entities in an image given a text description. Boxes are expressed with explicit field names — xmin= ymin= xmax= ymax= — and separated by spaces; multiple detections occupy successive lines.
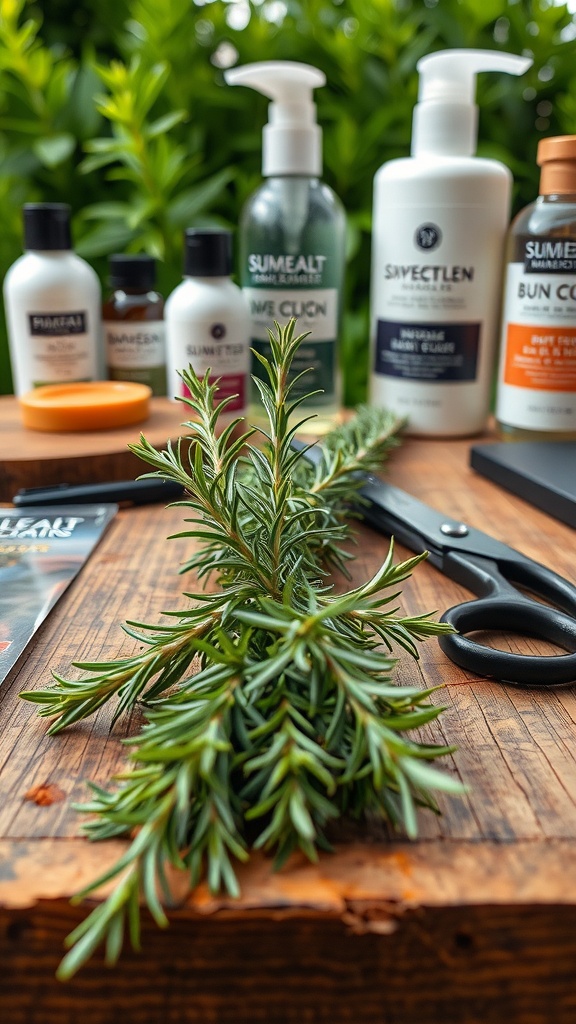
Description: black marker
xmin=12 ymin=479 xmax=185 ymax=507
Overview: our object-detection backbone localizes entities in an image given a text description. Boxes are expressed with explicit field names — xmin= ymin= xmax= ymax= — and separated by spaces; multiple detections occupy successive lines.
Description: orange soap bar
xmin=19 ymin=381 xmax=152 ymax=432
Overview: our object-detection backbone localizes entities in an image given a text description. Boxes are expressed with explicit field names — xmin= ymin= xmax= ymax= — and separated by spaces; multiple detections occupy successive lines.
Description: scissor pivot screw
xmin=440 ymin=522 xmax=469 ymax=537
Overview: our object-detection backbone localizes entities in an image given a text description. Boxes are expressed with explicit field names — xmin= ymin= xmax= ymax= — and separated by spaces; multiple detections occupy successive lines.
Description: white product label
xmin=371 ymin=210 xmax=498 ymax=376
xmin=496 ymin=260 xmax=576 ymax=431
xmin=167 ymin=317 xmax=250 ymax=412
xmin=105 ymin=320 xmax=165 ymax=369
xmin=27 ymin=310 xmax=95 ymax=387
xmin=244 ymin=287 xmax=339 ymax=406
xmin=244 ymin=287 xmax=338 ymax=340
xmin=370 ymin=201 xmax=505 ymax=433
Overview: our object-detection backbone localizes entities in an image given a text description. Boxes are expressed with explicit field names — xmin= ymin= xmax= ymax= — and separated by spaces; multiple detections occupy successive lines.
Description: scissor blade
xmin=291 ymin=438 xmax=514 ymax=566
xmin=358 ymin=475 xmax=523 ymax=566
xmin=291 ymin=443 xmax=576 ymax=685
xmin=290 ymin=438 xmax=446 ymax=563
xmin=358 ymin=476 xmax=445 ymax=564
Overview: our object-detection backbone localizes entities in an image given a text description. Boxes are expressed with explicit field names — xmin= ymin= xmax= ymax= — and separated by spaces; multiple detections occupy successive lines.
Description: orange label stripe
xmin=504 ymin=323 xmax=576 ymax=391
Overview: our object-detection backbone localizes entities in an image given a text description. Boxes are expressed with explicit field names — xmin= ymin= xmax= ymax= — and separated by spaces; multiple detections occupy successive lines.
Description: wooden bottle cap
xmin=19 ymin=381 xmax=152 ymax=432
xmin=537 ymin=135 xmax=576 ymax=195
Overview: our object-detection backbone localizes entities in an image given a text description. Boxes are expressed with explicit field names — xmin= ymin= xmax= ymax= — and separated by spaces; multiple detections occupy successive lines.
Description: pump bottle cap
xmin=412 ymin=49 xmax=532 ymax=158
xmin=537 ymin=135 xmax=576 ymax=195
xmin=23 ymin=203 xmax=72 ymax=251
xmin=184 ymin=229 xmax=232 ymax=277
xmin=224 ymin=60 xmax=325 ymax=176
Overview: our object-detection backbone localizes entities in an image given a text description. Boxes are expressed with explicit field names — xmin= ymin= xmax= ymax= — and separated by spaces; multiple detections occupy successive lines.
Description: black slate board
xmin=470 ymin=441 xmax=576 ymax=529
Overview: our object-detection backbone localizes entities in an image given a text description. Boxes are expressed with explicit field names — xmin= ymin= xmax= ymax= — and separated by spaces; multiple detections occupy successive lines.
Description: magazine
xmin=0 ymin=504 xmax=117 ymax=686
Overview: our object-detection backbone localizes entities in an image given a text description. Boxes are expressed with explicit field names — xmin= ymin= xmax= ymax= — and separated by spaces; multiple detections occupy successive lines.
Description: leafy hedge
xmin=0 ymin=0 xmax=574 ymax=400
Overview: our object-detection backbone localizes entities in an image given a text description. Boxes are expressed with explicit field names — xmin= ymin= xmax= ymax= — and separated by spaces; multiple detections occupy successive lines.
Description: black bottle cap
xmin=183 ymin=229 xmax=232 ymax=277
xmin=109 ymin=254 xmax=157 ymax=290
xmin=23 ymin=203 xmax=72 ymax=251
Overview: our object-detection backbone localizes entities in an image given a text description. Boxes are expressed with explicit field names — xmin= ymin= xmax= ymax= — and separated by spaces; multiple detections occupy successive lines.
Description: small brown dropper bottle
xmin=103 ymin=254 xmax=166 ymax=396
xmin=496 ymin=135 xmax=576 ymax=439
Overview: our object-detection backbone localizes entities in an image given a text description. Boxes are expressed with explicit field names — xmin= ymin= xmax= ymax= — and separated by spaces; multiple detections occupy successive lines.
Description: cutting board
xmin=0 ymin=395 xmax=193 ymax=501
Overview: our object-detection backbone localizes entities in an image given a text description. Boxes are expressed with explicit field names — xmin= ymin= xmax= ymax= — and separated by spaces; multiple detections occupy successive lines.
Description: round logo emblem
xmin=210 ymin=323 xmax=226 ymax=340
xmin=415 ymin=224 xmax=442 ymax=251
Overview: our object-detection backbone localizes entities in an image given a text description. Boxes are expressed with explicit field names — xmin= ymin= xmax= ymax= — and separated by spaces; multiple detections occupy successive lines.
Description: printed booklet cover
xmin=0 ymin=504 xmax=117 ymax=686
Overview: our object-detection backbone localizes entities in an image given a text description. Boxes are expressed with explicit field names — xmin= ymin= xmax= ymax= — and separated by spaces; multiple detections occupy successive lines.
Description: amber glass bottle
xmin=103 ymin=254 xmax=166 ymax=395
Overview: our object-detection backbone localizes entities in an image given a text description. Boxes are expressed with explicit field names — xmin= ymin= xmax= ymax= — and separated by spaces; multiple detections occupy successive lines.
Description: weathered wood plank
xmin=5 ymin=838 xmax=576 ymax=909
xmin=3 ymin=897 xmax=576 ymax=1023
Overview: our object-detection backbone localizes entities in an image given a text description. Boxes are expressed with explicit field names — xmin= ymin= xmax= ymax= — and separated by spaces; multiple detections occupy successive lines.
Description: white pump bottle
xmin=370 ymin=49 xmax=532 ymax=437
xmin=224 ymin=61 xmax=346 ymax=433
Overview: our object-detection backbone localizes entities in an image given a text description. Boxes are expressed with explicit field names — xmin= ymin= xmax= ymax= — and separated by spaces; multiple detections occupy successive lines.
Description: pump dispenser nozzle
xmin=412 ymin=49 xmax=532 ymax=158
xmin=224 ymin=60 xmax=325 ymax=176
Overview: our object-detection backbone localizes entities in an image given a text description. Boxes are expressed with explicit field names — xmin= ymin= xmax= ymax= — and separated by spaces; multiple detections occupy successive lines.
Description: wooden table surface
xmin=1 ymin=428 xmax=576 ymax=1023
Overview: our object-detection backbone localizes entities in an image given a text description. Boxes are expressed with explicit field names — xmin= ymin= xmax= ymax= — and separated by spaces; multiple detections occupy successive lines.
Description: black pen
xmin=12 ymin=479 xmax=185 ymax=507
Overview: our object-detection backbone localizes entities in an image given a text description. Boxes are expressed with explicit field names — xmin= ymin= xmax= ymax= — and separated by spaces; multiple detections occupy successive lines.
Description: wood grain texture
xmin=0 ymin=395 xmax=192 ymax=498
xmin=3 ymin=899 xmax=576 ymax=1024
xmin=1 ymin=429 xmax=576 ymax=1022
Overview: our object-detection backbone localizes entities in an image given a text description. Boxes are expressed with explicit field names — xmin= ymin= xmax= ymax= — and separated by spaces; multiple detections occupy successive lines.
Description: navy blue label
xmin=374 ymin=320 xmax=480 ymax=382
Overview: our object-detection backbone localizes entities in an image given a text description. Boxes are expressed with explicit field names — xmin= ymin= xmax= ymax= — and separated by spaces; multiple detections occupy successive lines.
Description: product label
xmin=167 ymin=318 xmax=249 ymax=412
xmin=105 ymin=320 xmax=166 ymax=395
xmin=244 ymin=285 xmax=338 ymax=407
xmin=502 ymin=323 xmax=576 ymax=390
xmin=246 ymin=253 xmax=328 ymax=286
xmin=523 ymin=237 xmax=576 ymax=273
xmin=26 ymin=309 xmax=95 ymax=387
xmin=496 ymin=248 xmax=576 ymax=431
xmin=370 ymin=199 xmax=505 ymax=432
xmin=29 ymin=312 xmax=87 ymax=335
xmin=372 ymin=225 xmax=482 ymax=323
xmin=374 ymin=320 xmax=480 ymax=381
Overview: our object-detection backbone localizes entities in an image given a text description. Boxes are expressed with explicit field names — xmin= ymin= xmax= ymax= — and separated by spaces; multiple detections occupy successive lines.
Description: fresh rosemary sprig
xmin=21 ymin=319 xmax=460 ymax=979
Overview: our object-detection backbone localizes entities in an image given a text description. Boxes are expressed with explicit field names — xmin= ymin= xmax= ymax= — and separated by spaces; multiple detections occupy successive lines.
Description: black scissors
xmin=297 ymin=444 xmax=576 ymax=687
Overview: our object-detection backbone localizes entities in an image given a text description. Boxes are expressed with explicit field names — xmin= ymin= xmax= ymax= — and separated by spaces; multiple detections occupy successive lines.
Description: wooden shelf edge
xmin=3 ymin=837 xmax=576 ymax=912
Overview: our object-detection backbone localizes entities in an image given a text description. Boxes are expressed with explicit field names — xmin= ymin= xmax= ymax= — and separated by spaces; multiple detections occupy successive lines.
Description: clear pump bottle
xmin=496 ymin=135 xmax=576 ymax=440
xmin=225 ymin=61 xmax=346 ymax=433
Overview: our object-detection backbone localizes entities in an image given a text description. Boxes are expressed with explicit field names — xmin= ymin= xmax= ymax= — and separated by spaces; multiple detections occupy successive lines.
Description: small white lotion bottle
xmin=369 ymin=49 xmax=532 ymax=436
xmin=165 ymin=229 xmax=251 ymax=419
xmin=4 ymin=203 xmax=102 ymax=395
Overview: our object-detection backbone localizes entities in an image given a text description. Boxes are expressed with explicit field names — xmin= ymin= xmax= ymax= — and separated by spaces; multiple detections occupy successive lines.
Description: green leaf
xmin=146 ymin=109 xmax=188 ymax=138
xmin=33 ymin=132 xmax=76 ymax=167
xmin=398 ymin=757 xmax=467 ymax=795
xmin=165 ymin=168 xmax=234 ymax=226
xmin=75 ymin=220 xmax=136 ymax=257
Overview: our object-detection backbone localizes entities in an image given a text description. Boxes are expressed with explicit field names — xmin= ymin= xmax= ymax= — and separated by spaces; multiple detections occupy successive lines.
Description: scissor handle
xmin=439 ymin=595 xmax=576 ymax=687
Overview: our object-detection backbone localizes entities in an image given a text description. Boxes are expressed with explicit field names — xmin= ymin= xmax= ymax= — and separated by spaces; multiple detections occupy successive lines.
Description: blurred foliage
xmin=0 ymin=0 xmax=575 ymax=399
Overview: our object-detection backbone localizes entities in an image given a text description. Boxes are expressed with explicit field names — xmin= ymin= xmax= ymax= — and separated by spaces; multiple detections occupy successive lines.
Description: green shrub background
xmin=0 ymin=0 xmax=575 ymax=402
